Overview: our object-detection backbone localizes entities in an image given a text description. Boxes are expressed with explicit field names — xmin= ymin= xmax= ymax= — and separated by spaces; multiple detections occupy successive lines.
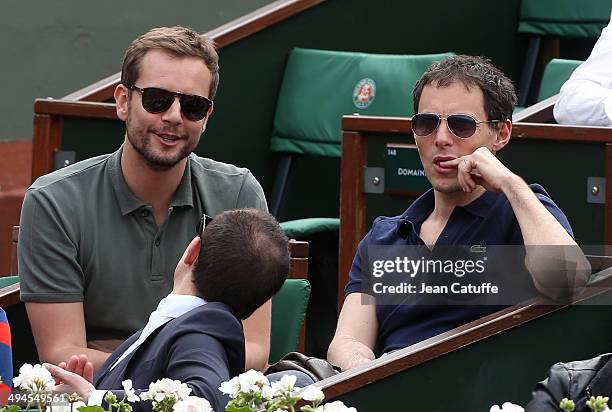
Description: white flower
xmin=13 ymin=364 xmax=55 ymax=392
xmin=172 ymin=396 xmax=213 ymax=412
xmin=261 ymin=385 xmax=275 ymax=400
xmin=319 ymin=400 xmax=357 ymax=412
xmin=45 ymin=401 xmax=86 ymax=412
xmin=237 ymin=370 xmax=269 ymax=394
xmin=141 ymin=378 xmax=191 ymax=403
xmin=122 ymin=379 xmax=141 ymax=402
xmin=219 ymin=376 xmax=240 ymax=398
xmin=270 ymin=374 xmax=297 ymax=396
xmin=490 ymin=402 xmax=525 ymax=412
xmin=300 ymin=386 xmax=325 ymax=403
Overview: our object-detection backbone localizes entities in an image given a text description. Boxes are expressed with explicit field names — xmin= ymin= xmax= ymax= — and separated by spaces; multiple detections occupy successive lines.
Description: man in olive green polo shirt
xmin=18 ymin=26 xmax=270 ymax=373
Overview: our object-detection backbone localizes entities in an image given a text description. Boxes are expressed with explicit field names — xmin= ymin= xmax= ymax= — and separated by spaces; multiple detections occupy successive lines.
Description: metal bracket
xmin=363 ymin=167 xmax=384 ymax=194
xmin=54 ymin=150 xmax=75 ymax=170
xmin=587 ymin=177 xmax=605 ymax=204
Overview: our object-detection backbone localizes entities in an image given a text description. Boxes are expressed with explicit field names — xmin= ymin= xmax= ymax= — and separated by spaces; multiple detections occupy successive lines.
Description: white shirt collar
xmin=155 ymin=293 xmax=207 ymax=319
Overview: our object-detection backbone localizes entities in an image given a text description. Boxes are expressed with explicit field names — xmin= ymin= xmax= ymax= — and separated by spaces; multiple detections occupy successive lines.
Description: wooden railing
xmin=512 ymin=94 xmax=557 ymax=123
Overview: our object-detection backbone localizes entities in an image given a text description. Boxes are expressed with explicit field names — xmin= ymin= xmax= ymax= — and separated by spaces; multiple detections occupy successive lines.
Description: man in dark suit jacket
xmin=45 ymin=209 xmax=289 ymax=412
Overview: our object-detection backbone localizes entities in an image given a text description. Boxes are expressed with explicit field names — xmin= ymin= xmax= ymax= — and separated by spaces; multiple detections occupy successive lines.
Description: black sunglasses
xmin=411 ymin=113 xmax=500 ymax=139
xmin=196 ymin=213 xmax=214 ymax=238
xmin=130 ymin=85 xmax=213 ymax=121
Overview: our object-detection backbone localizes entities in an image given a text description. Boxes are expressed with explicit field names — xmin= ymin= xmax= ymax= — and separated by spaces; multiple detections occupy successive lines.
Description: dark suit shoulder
xmin=173 ymin=302 xmax=243 ymax=337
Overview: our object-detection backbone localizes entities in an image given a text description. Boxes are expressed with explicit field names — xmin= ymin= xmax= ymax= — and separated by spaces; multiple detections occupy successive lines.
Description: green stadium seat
xmin=536 ymin=58 xmax=583 ymax=101
xmin=517 ymin=0 xmax=611 ymax=106
xmin=269 ymin=279 xmax=311 ymax=364
xmin=514 ymin=58 xmax=583 ymax=113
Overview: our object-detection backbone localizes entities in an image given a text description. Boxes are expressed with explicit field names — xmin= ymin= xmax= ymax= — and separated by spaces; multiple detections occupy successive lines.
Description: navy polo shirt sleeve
xmin=345 ymin=232 xmax=371 ymax=296
xmin=532 ymin=184 xmax=574 ymax=238
xmin=345 ymin=217 xmax=390 ymax=296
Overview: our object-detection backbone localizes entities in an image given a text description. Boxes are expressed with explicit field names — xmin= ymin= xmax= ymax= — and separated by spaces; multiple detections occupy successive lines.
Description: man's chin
xmin=431 ymin=181 xmax=462 ymax=194
xmin=144 ymin=154 xmax=185 ymax=171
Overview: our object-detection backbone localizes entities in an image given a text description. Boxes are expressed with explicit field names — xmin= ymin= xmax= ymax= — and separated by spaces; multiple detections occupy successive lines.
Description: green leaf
xmin=226 ymin=405 xmax=253 ymax=412
xmin=76 ymin=406 xmax=106 ymax=412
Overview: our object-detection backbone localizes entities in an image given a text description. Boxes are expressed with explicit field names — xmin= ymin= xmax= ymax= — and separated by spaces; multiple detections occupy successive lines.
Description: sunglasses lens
xmin=447 ymin=115 xmax=477 ymax=138
xmin=412 ymin=113 xmax=440 ymax=136
xmin=140 ymin=88 xmax=174 ymax=114
xmin=180 ymin=95 xmax=210 ymax=121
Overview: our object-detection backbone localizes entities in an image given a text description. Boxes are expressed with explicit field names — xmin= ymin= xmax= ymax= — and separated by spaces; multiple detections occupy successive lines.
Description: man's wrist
xmin=499 ymin=173 xmax=527 ymax=197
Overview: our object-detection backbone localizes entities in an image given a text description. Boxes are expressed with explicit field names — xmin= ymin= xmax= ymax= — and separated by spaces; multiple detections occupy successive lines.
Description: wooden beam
xmin=34 ymin=99 xmax=118 ymax=119
xmin=512 ymin=94 xmax=557 ymax=123
xmin=606 ymin=144 xmax=612 ymax=245
xmin=338 ymin=131 xmax=367 ymax=312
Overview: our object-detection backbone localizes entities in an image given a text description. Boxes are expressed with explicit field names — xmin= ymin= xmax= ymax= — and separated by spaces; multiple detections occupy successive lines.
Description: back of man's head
xmin=193 ymin=209 xmax=289 ymax=319
xmin=413 ymin=55 xmax=517 ymax=124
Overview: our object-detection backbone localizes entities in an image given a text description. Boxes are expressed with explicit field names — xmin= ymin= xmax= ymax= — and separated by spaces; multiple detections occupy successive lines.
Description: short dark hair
xmin=121 ymin=26 xmax=220 ymax=100
xmin=192 ymin=209 xmax=289 ymax=319
xmin=413 ymin=55 xmax=517 ymax=125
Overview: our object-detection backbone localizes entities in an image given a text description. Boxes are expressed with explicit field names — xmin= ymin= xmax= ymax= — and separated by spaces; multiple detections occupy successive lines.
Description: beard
xmin=125 ymin=118 xmax=197 ymax=172
xmin=431 ymin=180 xmax=463 ymax=193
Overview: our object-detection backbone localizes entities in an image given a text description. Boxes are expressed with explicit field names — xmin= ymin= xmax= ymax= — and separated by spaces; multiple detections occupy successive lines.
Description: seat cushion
xmin=281 ymin=218 xmax=340 ymax=239
xmin=537 ymin=58 xmax=583 ymax=101
xmin=270 ymin=279 xmax=311 ymax=364
xmin=519 ymin=0 xmax=611 ymax=37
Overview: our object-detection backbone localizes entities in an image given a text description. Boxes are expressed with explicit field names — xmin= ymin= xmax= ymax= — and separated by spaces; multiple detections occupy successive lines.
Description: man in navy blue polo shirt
xmin=327 ymin=55 xmax=591 ymax=372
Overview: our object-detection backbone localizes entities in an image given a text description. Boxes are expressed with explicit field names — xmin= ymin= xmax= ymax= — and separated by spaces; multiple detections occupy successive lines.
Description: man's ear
xmin=492 ymin=119 xmax=512 ymax=152
xmin=201 ymin=106 xmax=214 ymax=134
xmin=114 ymin=84 xmax=129 ymax=121
xmin=183 ymin=236 xmax=201 ymax=267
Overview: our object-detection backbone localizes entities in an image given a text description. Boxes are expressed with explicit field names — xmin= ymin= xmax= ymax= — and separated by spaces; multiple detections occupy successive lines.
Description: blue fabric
xmin=345 ymin=184 xmax=573 ymax=356
xmin=0 ymin=308 xmax=12 ymax=404
xmin=266 ymin=370 xmax=316 ymax=388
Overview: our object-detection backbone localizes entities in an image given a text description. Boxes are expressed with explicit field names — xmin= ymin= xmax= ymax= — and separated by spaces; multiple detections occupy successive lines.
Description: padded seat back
xmin=269 ymin=278 xmax=311 ymax=363
xmin=537 ymin=58 xmax=583 ymax=101
xmin=270 ymin=48 xmax=454 ymax=158
xmin=519 ymin=0 xmax=611 ymax=37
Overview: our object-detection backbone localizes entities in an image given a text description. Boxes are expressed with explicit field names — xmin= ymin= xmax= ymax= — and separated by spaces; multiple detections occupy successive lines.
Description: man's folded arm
xmin=25 ymin=302 xmax=111 ymax=371
xmin=327 ymin=293 xmax=378 ymax=372
xmin=502 ymin=177 xmax=591 ymax=299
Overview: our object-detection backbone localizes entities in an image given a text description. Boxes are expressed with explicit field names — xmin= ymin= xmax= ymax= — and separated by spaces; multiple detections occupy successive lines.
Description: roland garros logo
xmin=353 ymin=78 xmax=376 ymax=109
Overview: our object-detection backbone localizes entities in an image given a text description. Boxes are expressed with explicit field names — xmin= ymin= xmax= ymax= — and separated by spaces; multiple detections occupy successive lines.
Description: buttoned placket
xmin=150 ymin=206 xmax=176 ymax=281
xmin=138 ymin=205 xmax=176 ymax=280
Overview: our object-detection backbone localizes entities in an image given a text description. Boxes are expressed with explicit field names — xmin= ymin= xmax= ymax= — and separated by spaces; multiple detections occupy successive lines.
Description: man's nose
xmin=433 ymin=119 xmax=453 ymax=148
xmin=161 ymin=98 xmax=183 ymax=123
